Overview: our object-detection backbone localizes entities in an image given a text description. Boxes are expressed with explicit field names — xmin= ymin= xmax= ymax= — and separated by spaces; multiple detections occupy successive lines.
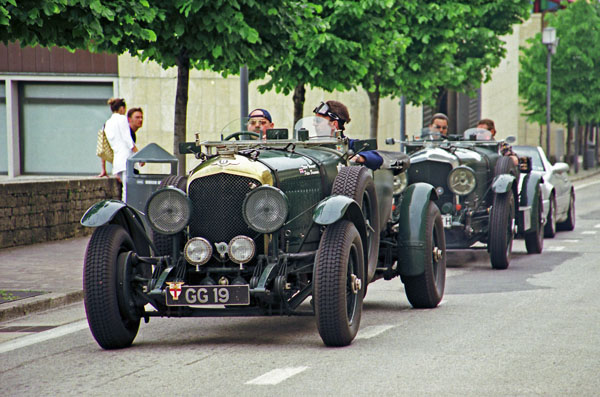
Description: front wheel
xmin=314 ymin=220 xmax=365 ymax=347
xmin=544 ymin=194 xmax=557 ymax=238
xmin=557 ymin=190 xmax=575 ymax=231
xmin=403 ymin=201 xmax=446 ymax=308
xmin=489 ymin=192 xmax=515 ymax=269
xmin=524 ymin=185 xmax=544 ymax=254
xmin=84 ymin=224 xmax=141 ymax=349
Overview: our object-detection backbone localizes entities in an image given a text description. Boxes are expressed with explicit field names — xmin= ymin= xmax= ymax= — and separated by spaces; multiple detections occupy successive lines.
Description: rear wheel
xmin=84 ymin=224 xmax=141 ymax=349
xmin=314 ymin=220 xmax=365 ymax=347
xmin=152 ymin=175 xmax=188 ymax=256
xmin=403 ymin=201 xmax=446 ymax=308
xmin=489 ymin=192 xmax=515 ymax=269
xmin=544 ymin=194 xmax=557 ymax=238
xmin=332 ymin=166 xmax=379 ymax=280
xmin=524 ymin=185 xmax=544 ymax=254
xmin=557 ymin=190 xmax=575 ymax=231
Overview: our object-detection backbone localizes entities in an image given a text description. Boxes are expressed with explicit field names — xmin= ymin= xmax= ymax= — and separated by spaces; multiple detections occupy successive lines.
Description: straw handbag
xmin=96 ymin=125 xmax=114 ymax=163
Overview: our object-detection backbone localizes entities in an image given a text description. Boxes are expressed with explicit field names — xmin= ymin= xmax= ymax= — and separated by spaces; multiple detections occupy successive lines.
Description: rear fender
xmin=313 ymin=195 xmax=368 ymax=268
xmin=81 ymin=200 xmax=153 ymax=256
xmin=397 ymin=182 xmax=438 ymax=277
xmin=492 ymin=174 xmax=515 ymax=194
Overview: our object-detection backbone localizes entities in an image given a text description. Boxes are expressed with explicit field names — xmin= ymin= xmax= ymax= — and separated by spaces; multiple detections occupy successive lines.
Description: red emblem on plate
xmin=167 ymin=282 xmax=184 ymax=300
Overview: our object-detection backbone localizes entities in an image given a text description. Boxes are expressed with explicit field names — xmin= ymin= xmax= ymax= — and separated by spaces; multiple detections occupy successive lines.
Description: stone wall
xmin=0 ymin=178 xmax=121 ymax=249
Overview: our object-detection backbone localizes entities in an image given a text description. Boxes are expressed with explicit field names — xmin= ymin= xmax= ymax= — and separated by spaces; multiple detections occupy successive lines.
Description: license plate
xmin=442 ymin=214 xmax=452 ymax=228
xmin=166 ymin=285 xmax=250 ymax=306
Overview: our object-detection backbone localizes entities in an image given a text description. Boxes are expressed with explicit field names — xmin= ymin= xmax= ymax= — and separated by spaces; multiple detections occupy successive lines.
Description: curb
xmin=0 ymin=290 xmax=84 ymax=323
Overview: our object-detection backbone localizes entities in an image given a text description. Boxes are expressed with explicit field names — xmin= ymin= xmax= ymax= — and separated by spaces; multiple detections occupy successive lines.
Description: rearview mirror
xmin=553 ymin=162 xmax=569 ymax=173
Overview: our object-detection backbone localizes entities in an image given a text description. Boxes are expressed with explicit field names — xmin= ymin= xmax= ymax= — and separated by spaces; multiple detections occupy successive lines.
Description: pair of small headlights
xmin=184 ymin=236 xmax=255 ymax=265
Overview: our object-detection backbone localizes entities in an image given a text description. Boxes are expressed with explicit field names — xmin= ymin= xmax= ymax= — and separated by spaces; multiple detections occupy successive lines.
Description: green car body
xmin=81 ymin=117 xmax=447 ymax=349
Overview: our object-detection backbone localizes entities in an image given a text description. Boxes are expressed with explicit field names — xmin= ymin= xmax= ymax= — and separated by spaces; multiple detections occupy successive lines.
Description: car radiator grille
xmin=408 ymin=162 xmax=453 ymax=203
xmin=188 ymin=174 xmax=260 ymax=243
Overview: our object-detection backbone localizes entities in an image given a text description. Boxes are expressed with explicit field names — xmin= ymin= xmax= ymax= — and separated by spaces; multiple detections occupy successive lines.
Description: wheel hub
xmin=350 ymin=274 xmax=362 ymax=294
xmin=433 ymin=247 xmax=443 ymax=262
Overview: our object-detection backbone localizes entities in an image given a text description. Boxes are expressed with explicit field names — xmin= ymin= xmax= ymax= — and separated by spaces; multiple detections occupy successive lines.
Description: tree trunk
xmin=367 ymin=78 xmax=380 ymax=140
xmin=566 ymin=116 xmax=572 ymax=166
xmin=175 ymin=52 xmax=190 ymax=176
xmin=595 ymin=124 xmax=599 ymax=166
xmin=293 ymin=83 xmax=306 ymax=126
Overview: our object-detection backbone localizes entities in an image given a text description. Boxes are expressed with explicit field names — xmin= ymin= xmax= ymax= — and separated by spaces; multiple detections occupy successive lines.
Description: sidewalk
xmin=1 ymin=166 xmax=600 ymax=323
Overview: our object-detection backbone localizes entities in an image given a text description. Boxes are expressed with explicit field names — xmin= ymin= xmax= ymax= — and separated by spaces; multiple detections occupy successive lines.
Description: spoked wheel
xmin=314 ymin=220 xmax=365 ymax=347
xmin=332 ymin=166 xmax=379 ymax=280
xmin=152 ymin=175 xmax=188 ymax=256
xmin=403 ymin=201 xmax=446 ymax=308
xmin=525 ymin=185 xmax=544 ymax=254
xmin=544 ymin=194 xmax=557 ymax=238
xmin=84 ymin=224 xmax=143 ymax=349
xmin=489 ymin=192 xmax=515 ymax=270
xmin=557 ymin=190 xmax=576 ymax=231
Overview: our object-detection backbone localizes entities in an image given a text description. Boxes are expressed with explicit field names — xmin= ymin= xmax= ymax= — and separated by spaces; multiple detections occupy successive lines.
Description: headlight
xmin=228 ymin=236 xmax=255 ymax=264
xmin=447 ymin=166 xmax=477 ymax=196
xmin=146 ymin=187 xmax=192 ymax=234
xmin=184 ymin=237 xmax=212 ymax=265
xmin=243 ymin=186 xmax=288 ymax=233
xmin=393 ymin=173 xmax=408 ymax=195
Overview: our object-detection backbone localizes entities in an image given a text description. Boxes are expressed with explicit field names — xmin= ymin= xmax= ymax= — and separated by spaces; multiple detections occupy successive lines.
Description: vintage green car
xmin=401 ymin=127 xmax=545 ymax=270
xmin=81 ymin=116 xmax=446 ymax=349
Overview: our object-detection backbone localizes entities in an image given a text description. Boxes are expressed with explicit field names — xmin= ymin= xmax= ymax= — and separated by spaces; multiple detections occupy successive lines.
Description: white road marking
xmin=595 ymin=224 xmax=600 ymax=229
xmin=0 ymin=320 xmax=88 ymax=354
xmin=246 ymin=366 xmax=308 ymax=385
xmin=561 ymin=239 xmax=580 ymax=243
xmin=575 ymin=179 xmax=600 ymax=191
xmin=355 ymin=325 xmax=394 ymax=340
xmin=581 ymin=231 xmax=597 ymax=235
xmin=546 ymin=246 xmax=565 ymax=251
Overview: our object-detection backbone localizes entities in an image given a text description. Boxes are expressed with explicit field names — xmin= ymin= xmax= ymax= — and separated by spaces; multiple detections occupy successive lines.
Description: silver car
xmin=513 ymin=145 xmax=575 ymax=237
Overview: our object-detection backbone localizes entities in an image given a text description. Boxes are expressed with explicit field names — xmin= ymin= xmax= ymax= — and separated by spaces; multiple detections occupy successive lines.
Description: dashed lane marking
xmin=581 ymin=231 xmax=597 ymax=235
xmin=575 ymin=179 xmax=600 ymax=191
xmin=595 ymin=224 xmax=600 ymax=228
xmin=546 ymin=246 xmax=565 ymax=251
xmin=0 ymin=320 xmax=88 ymax=354
xmin=246 ymin=366 xmax=308 ymax=385
xmin=561 ymin=239 xmax=580 ymax=243
xmin=355 ymin=325 xmax=394 ymax=340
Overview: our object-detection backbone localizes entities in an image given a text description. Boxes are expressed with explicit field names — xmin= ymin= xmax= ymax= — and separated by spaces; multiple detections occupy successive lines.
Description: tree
xmin=1 ymin=0 xmax=298 ymax=175
xmin=519 ymin=0 xmax=600 ymax=164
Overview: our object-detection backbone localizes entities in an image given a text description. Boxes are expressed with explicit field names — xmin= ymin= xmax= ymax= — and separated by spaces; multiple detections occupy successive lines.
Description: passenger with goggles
xmin=247 ymin=108 xmax=274 ymax=139
xmin=313 ymin=100 xmax=383 ymax=170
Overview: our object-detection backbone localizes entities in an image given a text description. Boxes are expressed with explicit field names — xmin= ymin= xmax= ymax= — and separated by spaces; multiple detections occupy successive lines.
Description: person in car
xmin=313 ymin=100 xmax=383 ymax=170
xmin=247 ymin=108 xmax=274 ymax=139
xmin=476 ymin=118 xmax=518 ymax=166
xmin=423 ymin=113 xmax=450 ymax=139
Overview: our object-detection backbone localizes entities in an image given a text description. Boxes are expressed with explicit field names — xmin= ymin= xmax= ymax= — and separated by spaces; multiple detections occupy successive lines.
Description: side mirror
xmin=385 ymin=138 xmax=396 ymax=145
xmin=505 ymin=136 xmax=516 ymax=144
xmin=553 ymin=162 xmax=569 ymax=173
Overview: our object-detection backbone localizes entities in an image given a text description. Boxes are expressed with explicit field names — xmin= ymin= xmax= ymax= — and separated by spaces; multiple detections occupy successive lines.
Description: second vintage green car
xmin=80 ymin=116 xmax=446 ymax=349
xmin=401 ymin=127 xmax=545 ymax=270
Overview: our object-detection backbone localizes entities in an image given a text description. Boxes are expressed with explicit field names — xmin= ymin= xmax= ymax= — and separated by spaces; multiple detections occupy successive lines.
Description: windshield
xmin=463 ymin=128 xmax=493 ymax=141
xmin=294 ymin=116 xmax=338 ymax=139
xmin=416 ymin=127 xmax=445 ymax=141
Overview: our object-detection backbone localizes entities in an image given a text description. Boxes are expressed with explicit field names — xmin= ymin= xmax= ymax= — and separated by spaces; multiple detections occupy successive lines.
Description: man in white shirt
xmin=104 ymin=102 xmax=137 ymax=201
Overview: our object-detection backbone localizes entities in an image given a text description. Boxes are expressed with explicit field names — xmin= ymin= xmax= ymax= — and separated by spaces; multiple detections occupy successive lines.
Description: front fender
xmin=492 ymin=174 xmax=515 ymax=194
xmin=81 ymin=200 xmax=153 ymax=256
xmin=397 ymin=182 xmax=437 ymax=277
xmin=518 ymin=173 xmax=544 ymax=233
xmin=313 ymin=195 xmax=368 ymax=269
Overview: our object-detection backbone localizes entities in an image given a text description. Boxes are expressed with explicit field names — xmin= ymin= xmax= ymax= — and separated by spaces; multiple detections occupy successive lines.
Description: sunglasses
xmin=313 ymin=101 xmax=343 ymax=122
xmin=248 ymin=119 xmax=270 ymax=126
xmin=433 ymin=124 xmax=448 ymax=131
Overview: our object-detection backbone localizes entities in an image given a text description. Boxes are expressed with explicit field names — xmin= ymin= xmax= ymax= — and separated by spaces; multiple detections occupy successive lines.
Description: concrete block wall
xmin=0 ymin=178 xmax=121 ymax=249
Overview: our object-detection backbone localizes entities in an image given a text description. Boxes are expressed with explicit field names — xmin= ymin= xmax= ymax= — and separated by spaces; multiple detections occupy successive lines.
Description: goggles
xmin=313 ymin=101 xmax=344 ymax=123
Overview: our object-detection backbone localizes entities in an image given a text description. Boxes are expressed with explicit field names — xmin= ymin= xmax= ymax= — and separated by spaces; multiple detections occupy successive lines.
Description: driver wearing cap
xmin=247 ymin=108 xmax=274 ymax=139
xmin=313 ymin=100 xmax=383 ymax=170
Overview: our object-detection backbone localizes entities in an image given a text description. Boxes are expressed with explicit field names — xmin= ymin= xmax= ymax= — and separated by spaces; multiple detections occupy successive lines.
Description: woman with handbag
xmin=100 ymin=98 xmax=138 ymax=201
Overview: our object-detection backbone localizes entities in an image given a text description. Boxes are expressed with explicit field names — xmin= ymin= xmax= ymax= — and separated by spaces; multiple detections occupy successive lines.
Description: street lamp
xmin=542 ymin=27 xmax=558 ymax=157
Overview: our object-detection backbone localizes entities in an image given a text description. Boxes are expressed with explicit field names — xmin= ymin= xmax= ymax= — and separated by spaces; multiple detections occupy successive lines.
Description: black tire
xmin=495 ymin=156 xmax=518 ymax=178
xmin=557 ymin=190 xmax=575 ymax=231
xmin=489 ymin=191 xmax=515 ymax=270
xmin=84 ymin=224 xmax=140 ymax=349
xmin=403 ymin=201 xmax=446 ymax=308
xmin=314 ymin=220 xmax=365 ymax=347
xmin=544 ymin=194 xmax=557 ymax=238
xmin=152 ymin=175 xmax=188 ymax=256
xmin=524 ymin=185 xmax=544 ymax=254
xmin=332 ymin=166 xmax=379 ymax=279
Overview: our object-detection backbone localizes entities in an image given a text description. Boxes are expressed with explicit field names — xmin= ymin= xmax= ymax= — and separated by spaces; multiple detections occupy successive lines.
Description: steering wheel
xmin=223 ymin=131 xmax=260 ymax=141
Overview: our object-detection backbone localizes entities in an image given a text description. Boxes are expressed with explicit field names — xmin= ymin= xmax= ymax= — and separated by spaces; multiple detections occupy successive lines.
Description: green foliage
xmin=519 ymin=0 xmax=600 ymax=125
